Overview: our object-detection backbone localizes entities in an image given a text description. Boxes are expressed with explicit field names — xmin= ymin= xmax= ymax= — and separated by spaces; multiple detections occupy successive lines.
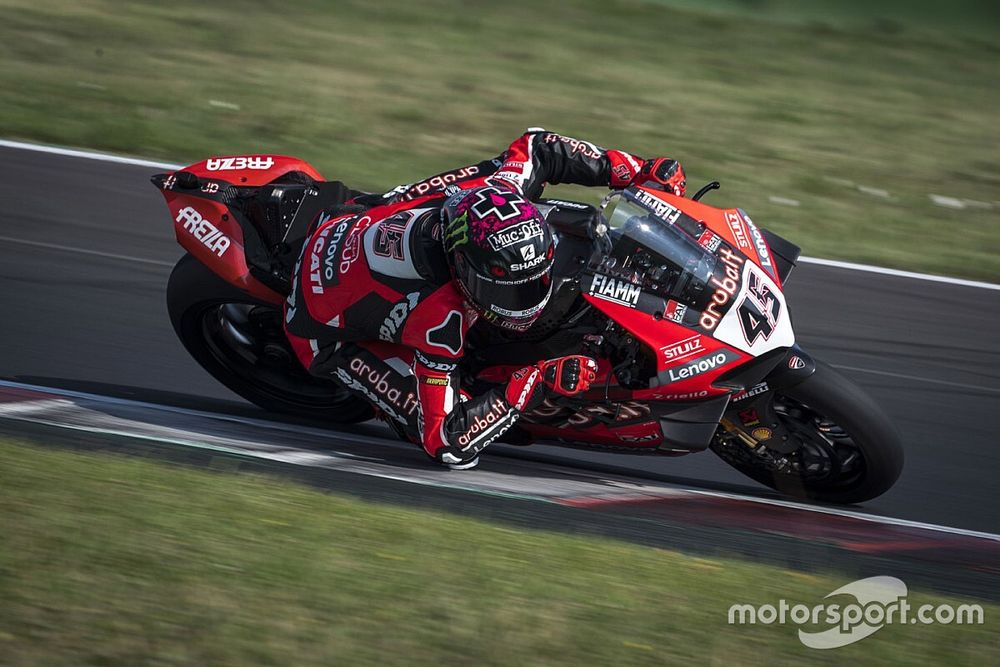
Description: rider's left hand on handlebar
xmin=632 ymin=158 xmax=686 ymax=197
xmin=537 ymin=355 xmax=598 ymax=397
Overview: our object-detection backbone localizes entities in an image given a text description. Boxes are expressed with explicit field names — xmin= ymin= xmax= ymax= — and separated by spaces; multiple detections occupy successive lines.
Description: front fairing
xmin=578 ymin=187 xmax=794 ymax=397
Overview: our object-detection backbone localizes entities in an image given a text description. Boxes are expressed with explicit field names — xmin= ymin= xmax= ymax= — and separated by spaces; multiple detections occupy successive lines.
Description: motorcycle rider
xmin=284 ymin=128 xmax=686 ymax=468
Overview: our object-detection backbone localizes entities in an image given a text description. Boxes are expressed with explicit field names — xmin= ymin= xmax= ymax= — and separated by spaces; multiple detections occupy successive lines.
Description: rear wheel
xmin=166 ymin=254 xmax=373 ymax=422
xmin=711 ymin=360 xmax=903 ymax=504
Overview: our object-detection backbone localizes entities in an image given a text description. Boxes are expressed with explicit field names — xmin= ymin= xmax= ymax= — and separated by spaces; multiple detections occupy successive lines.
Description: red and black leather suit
xmin=283 ymin=129 xmax=682 ymax=465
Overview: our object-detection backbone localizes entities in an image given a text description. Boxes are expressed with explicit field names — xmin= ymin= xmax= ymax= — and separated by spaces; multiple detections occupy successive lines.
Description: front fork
xmin=719 ymin=345 xmax=816 ymax=455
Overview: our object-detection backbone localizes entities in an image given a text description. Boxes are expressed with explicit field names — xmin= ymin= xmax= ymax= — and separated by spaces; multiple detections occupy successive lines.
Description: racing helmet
xmin=441 ymin=186 xmax=554 ymax=332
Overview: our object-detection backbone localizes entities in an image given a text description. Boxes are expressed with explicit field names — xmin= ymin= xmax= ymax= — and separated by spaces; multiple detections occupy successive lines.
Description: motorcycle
xmin=153 ymin=155 xmax=903 ymax=504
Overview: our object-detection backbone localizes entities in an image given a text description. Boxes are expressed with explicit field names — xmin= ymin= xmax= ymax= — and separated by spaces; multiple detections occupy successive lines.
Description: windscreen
xmin=603 ymin=189 xmax=742 ymax=323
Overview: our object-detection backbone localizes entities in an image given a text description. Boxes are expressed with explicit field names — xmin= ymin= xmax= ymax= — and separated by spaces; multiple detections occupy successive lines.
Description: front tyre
xmin=166 ymin=254 xmax=373 ymax=423
xmin=711 ymin=360 xmax=903 ymax=504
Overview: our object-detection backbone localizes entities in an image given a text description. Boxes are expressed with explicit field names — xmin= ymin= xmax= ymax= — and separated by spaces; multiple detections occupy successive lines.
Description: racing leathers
xmin=283 ymin=129 xmax=684 ymax=466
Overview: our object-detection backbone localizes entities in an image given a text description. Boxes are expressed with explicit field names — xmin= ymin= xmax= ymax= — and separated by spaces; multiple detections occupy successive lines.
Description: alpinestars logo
xmin=471 ymin=188 xmax=526 ymax=222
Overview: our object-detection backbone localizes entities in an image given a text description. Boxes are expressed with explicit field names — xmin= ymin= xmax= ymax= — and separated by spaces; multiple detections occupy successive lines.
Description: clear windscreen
xmin=603 ymin=189 xmax=724 ymax=311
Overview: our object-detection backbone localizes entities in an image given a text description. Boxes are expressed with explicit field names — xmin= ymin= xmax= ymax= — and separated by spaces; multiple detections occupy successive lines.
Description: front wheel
xmin=710 ymin=360 xmax=903 ymax=504
xmin=166 ymin=254 xmax=373 ymax=423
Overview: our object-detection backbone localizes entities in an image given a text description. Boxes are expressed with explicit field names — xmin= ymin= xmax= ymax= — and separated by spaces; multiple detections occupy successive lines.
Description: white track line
xmin=0 ymin=139 xmax=181 ymax=170
xmin=796 ymin=256 xmax=1000 ymax=291
xmin=833 ymin=365 xmax=1000 ymax=394
xmin=2 ymin=138 xmax=998 ymax=292
xmin=1 ymin=379 xmax=998 ymax=543
xmin=0 ymin=235 xmax=175 ymax=267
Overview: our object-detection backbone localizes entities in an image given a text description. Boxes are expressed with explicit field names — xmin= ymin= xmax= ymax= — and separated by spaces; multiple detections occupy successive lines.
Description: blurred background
xmin=2 ymin=0 xmax=998 ymax=279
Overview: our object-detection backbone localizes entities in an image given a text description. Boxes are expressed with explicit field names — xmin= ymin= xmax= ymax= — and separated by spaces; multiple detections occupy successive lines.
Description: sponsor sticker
xmin=588 ymin=274 xmax=641 ymax=308
xmin=744 ymin=212 xmax=774 ymax=272
xmin=308 ymin=213 xmax=354 ymax=293
xmin=379 ymin=292 xmax=421 ymax=342
xmin=488 ymin=219 xmax=543 ymax=250
xmin=405 ymin=165 xmax=479 ymax=198
xmin=471 ymin=188 xmax=527 ymax=222
xmin=732 ymin=382 xmax=769 ymax=402
xmin=414 ymin=350 xmax=457 ymax=372
xmin=725 ymin=210 xmax=751 ymax=249
xmin=338 ymin=357 xmax=420 ymax=425
xmin=650 ymin=390 xmax=710 ymax=400
xmin=698 ymin=230 xmax=723 ymax=252
xmin=542 ymin=133 xmax=603 ymax=159
xmin=660 ymin=334 xmax=704 ymax=363
xmin=176 ymin=206 xmax=231 ymax=257
xmin=662 ymin=349 xmax=739 ymax=384
xmin=634 ymin=189 xmax=682 ymax=223
xmin=664 ymin=300 xmax=688 ymax=324
xmin=457 ymin=398 xmax=511 ymax=447
xmin=699 ymin=246 xmax=744 ymax=330
xmin=205 ymin=156 xmax=274 ymax=171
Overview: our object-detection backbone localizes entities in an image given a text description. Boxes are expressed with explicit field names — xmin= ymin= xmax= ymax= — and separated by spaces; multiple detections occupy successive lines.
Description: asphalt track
xmin=1 ymin=142 xmax=998 ymax=582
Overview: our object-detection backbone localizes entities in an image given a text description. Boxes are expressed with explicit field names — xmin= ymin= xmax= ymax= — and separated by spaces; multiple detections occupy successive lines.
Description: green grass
xmin=0 ymin=438 xmax=997 ymax=665
xmin=0 ymin=1 xmax=998 ymax=280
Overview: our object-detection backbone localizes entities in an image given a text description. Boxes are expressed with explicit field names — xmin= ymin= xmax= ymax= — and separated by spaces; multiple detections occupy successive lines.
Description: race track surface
xmin=1 ymin=143 xmax=998 ymax=538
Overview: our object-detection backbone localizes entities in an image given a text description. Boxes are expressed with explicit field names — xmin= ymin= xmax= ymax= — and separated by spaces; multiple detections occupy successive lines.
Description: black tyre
xmin=711 ymin=360 xmax=903 ymax=504
xmin=166 ymin=254 xmax=373 ymax=423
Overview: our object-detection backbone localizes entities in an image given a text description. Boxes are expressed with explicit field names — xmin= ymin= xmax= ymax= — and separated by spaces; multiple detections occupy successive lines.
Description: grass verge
xmin=0 ymin=438 xmax=996 ymax=665
xmin=0 ymin=1 xmax=998 ymax=280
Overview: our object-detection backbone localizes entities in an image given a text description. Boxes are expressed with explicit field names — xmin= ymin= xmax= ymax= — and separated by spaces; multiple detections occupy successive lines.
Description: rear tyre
xmin=711 ymin=360 xmax=903 ymax=504
xmin=166 ymin=254 xmax=373 ymax=423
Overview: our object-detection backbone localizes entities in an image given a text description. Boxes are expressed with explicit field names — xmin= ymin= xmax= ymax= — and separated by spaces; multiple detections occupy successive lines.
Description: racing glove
xmin=538 ymin=355 xmax=598 ymax=396
xmin=504 ymin=355 xmax=598 ymax=411
xmin=631 ymin=158 xmax=686 ymax=197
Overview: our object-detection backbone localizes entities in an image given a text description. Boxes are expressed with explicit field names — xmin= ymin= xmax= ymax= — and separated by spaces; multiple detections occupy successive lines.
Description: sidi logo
xmin=176 ymin=206 xmax=231 ymax=257
xmin=205 ymin=156 xmax=275 ymax=171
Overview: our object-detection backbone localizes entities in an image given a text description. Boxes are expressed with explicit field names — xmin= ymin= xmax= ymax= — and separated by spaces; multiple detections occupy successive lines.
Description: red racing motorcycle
xmin=153 ymin=155 xmax=903 ymax=504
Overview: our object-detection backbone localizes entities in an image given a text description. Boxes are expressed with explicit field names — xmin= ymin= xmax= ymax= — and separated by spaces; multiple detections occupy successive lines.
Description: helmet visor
xmin=455 ymin=255 xmax=553 ymax=329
